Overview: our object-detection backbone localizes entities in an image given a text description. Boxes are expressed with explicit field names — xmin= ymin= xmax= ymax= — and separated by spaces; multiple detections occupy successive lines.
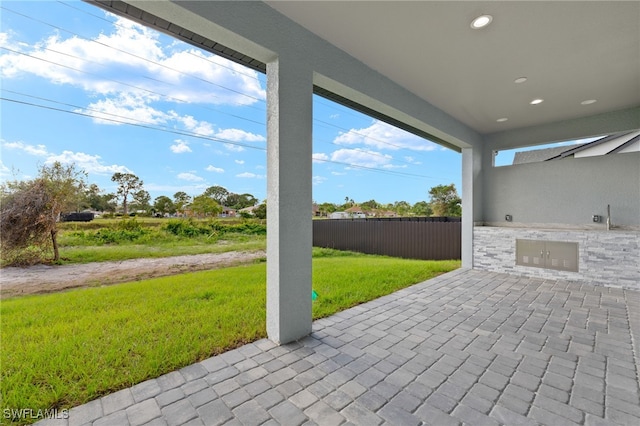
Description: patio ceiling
xmin=265 ymin=1 xmax=639 ymax=137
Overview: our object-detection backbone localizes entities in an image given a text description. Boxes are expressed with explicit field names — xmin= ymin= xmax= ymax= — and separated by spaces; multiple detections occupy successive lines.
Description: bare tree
xmin=0 ymin=162 xmax=86 ymax=265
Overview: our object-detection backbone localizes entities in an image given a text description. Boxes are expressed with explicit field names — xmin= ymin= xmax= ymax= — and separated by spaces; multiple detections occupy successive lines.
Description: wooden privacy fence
xmin=313 ymin=217 xmax=461 ymax=260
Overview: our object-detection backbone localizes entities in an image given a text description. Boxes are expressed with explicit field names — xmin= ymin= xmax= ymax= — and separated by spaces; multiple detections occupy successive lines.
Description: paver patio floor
xmin=39 ymin=269 xmax=640 ymax=426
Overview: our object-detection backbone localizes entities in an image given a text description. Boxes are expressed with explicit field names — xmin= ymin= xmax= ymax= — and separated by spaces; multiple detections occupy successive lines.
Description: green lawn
xmin=1 ymin=250 xmax=459 ymax=424
xmin=58 ymin=234 xmax=266 ymax=263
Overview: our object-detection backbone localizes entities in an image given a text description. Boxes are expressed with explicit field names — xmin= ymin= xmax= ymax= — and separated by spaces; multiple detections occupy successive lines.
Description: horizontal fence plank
xmin=313 ymin=217 xmax=461 ymax=260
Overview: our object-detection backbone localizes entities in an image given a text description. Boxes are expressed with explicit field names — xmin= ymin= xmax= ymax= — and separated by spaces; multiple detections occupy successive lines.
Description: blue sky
xmin=0 ymin=1 xmax=463 ymax=206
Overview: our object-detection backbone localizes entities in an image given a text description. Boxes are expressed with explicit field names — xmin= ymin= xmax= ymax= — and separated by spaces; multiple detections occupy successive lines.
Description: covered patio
xmin=45 ymin=269 xmax=640 ymax=425
xmin=47 ymin=1 xmax=640 ymax=424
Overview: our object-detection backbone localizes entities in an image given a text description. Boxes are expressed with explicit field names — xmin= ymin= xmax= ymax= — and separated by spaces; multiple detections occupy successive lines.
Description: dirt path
xmin=0 ymin=250 xmax=266 ymax=299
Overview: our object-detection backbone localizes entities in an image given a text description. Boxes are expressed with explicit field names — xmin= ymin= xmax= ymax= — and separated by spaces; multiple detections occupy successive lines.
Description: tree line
xmin=83 ymin=172 xmax=261 ymax=217
xmin=316 ymin=184 xmax=461 ymax=218
xmin=35 ymin=167 xmax=462 ymax=220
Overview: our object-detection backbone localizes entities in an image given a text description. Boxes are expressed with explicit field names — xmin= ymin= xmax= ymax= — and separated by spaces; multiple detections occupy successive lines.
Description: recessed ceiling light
xmin=471 ymin=15 xmax=493 ymax=29
xmin=530 ymin=99 xmax=544 ymax=105
xmin=581 ymin=99 xmax=597 ymax=105
xmin=496 ymin=118 xmax=508 ymax=122
xmin=514 ymin=77 xmax=527 ymax=84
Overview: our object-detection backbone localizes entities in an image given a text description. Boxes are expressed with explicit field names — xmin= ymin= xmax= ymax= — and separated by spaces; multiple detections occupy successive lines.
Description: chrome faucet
xmin=606 ymin=204 xmax=611 ymax=231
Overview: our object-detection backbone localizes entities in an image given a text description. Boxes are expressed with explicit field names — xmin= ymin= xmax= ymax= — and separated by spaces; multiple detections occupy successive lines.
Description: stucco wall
xmin=481 ymin=152 xmax=640 ymax=228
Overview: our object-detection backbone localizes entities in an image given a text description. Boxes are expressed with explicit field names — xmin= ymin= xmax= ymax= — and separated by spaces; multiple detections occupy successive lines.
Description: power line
xmin=0 ymin=96 xmax=266 ymax=152
xmin=1 ymin=4 xmax=442 ymax=181
xmin=56 ymin=0 xmax=263 ymax=82
xmin=0 ymin=45 xmax=266 ymax=127
xmin=312 ymin=136 xmax=425 ymax=169
xmin=313 ymin=158 xmax=428 ymax=180
xmin=1 ymin=95 xmax=438 ymax=181
xmin=3 ymin=44 xmax=427 ymax=162
xmin=1 ymin=5 xmax=266 ymax=107
xmin=315 ymin=118 xmax=425 ymax=152
xmin=3 ymin=4 xmax=432 ymax=155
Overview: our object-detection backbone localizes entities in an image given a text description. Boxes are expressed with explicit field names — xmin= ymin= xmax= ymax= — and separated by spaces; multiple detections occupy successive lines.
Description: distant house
xmin=239 ymin=205 xmax=259 ymax=216
xmin=219 ymin=207 xmax=236 ymax=217
xmin=345 ymin=206 xmax=367 ymax=218
xmin=513 ymin=131 xmax=640 ymax=165
xmin=328 ymin=211 xmax=350 ymax=219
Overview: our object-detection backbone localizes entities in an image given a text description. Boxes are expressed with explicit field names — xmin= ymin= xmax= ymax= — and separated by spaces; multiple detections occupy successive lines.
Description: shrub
xmin=163 ymin=219 xmax=266 ymax=238
xmin=163 ymin=219 xmax=208 ymax=238
xmin=79 ymin=218 xmax=150 ymax=244
xmin=227 ymin=222 xmax=266 ymax=235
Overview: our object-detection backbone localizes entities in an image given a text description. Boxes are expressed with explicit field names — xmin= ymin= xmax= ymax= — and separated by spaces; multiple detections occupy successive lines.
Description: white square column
xmin=266 ymin=55 xmax=313 ymax=344
xmin=461 ymin=147 xmax=482 ymax=269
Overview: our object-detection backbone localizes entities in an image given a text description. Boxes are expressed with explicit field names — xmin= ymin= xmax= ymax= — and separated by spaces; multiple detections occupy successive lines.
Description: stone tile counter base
xmin=474 ymin=226 xmax=640 ymax=291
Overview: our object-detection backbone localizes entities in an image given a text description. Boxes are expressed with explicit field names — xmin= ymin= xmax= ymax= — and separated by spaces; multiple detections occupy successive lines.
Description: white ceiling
xmin=266 ymin=1 xmax=640 ymax=135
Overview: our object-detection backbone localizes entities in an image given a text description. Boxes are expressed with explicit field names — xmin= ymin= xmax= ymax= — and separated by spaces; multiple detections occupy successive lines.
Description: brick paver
xmin=36 ymin=269 xmax=640 ymax=425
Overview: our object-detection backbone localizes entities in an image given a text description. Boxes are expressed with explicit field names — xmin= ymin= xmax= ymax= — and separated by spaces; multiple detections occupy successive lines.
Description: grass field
xmin=1 ymin=249 xmax=460 ymax=424
xmin=55 ymin=217 xmax=266 ymax=264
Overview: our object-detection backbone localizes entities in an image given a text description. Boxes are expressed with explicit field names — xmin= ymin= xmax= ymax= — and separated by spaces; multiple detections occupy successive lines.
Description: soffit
xmin=265 ymin=1 xmax=640 ymax=135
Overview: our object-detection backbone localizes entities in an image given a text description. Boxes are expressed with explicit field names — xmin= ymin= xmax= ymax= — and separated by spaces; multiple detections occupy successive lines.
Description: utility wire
xmin=1 ymin=96 xmax=265 ymax=152
xmin=312 ymin=158 xmax=428 ymax=180
xmin=1 ymin=95 xmax=438 ymax=180
xmin=1 ymin=5 xmax=266 ymax=107
xmin=2 ymin=4 xmax=440 ymax=178
xmin=3 ymin=4 xmax=432 ymax=155
xmin=312 ymin=135 xmax=424 ymax=169
xmin=0 ymin=45 xmax=266 ymax=127
xmin=314 ymin=118 xmax=426 ymax=152
xmin=56 ymin=0 xmax=263 ymax=82
xmin=5 ymin=88 xmax=427 ymax=175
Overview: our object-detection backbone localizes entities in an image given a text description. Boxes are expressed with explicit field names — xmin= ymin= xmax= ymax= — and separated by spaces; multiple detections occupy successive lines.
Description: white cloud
xmin=170 ymin=139 xmax=192 ymax=153
xmin=170 ymin=113 xmax=214 ymax=136
xmin=312 ymin=153 xmax=329 ymax=163
xmin=45 ymin=151 xmax=131 ymax=175
xmin=404 ymin=156 xmax=422 ymax=165
xmin=82 ymin=93 xmax=168 ymax=126
xmin=0 ymin=16 xmax=265 ymax=106
xmin=3 ymin=140 xmax=48 ymax=156
xmin=224 ymin=143 xmax=245 ymax=152
xmin=205 ymin=165 xmax=224 ymax=173
xmin=331 ymin=171 xmax=347 ymax=176
xmin=0 ymin=160 xmax=10 ymax=178
xmin=81 ymin=95 xmax=219 ymax=137
xmin=331 ymin=148 xmax=393 ymax=169
xmin=215 ymin=128 xmax=266 ymax=143
xmin=234 ymin=160 xmax=245 ymax=165
xmin=313 ymin=175 xmax=327 ymax=185
xmin=236 ymin=172 xmax=264 ymax=179
xmin=2 ymin=140 xmax=129 ymax=175
xmin=334 ymin=120 xmax=438 ymax=152
xmin=157 ymin=49 xmax=265 ymax=105
xmin=177 ymin=172 xmax=204 ymax=182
